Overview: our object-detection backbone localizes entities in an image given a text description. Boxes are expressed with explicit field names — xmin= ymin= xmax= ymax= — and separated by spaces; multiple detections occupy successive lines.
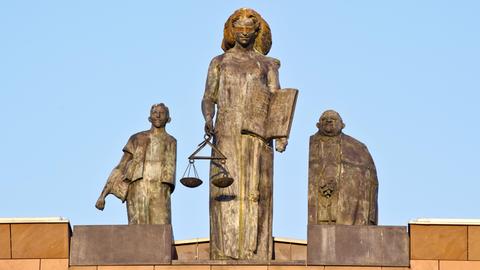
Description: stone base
xmin=70 ymin=224 xmax=172 ymax=265
xmin=307 ymin=224 xmax=409 ymax=267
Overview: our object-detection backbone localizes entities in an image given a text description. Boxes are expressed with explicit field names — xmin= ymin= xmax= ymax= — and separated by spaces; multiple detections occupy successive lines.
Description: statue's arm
xmin=202 ymin=57 xmax=220 ymax=136
xmin=164 ymin=138 xmax=177 ymax=193
xmin=267 ymin=58 xmax=281 ymax=93
xmin=267 ymin=58 xmax=288 ymax=152
xmin=95 ymin=151 xmax=133 ymax=210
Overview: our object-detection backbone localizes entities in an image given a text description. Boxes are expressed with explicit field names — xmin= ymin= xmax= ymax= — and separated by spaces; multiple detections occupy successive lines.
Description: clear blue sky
xmin=1 ymin=1 xmax=479 ymax=241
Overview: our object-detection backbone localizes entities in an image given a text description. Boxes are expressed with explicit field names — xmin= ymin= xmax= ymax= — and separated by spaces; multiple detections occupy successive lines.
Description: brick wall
xmin=1 ymin=219 xmax=479 ymax=270
xmin=0 ymin=219 xmax=70 ymax=270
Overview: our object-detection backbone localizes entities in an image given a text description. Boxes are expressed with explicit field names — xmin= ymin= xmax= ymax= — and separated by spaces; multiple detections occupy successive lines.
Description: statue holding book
xmin=201 ymin=8 xmax=298 ymax=260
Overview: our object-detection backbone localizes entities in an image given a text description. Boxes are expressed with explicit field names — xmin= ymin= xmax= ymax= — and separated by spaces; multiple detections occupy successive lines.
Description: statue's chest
xmin=220 ymin=55 xmax=268 ymax=81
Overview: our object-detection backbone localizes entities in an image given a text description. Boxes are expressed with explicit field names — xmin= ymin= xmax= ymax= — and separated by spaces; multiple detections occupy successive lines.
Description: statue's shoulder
xmin=210 ymin=54 xmax=225 ymax=66
xmin=341 ymin=133 xmax=374 ymax=161
xmin=123 ymin=130 xmax=150 ymax=153
xmin=341 ymin=133 xmax=367 ymax=149
xmin=309 ymin=132 xmax=321 ymax=143
xmin=164 ymin=132 xmax=177 ymax=144
xmin=265 ymin=56 xmax=281 ymax=68
xmin=128 ymin=130 xmax=150 ymax=143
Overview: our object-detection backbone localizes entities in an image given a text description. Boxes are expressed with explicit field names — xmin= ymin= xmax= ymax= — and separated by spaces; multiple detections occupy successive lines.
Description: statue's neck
xmin=150 ymin=126 xmax=166 ymax=136
xmin=233 ymin=42 xmax=255 ymax=53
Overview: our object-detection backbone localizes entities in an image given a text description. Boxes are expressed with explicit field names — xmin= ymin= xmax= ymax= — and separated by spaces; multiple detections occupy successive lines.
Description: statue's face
xmin=318 ymin=111 xmax=344 ymax=137
xmin=232 ymin=16 xmax=258 ymax=47
xmin=149 ymin=105 xmax=169 ymax=128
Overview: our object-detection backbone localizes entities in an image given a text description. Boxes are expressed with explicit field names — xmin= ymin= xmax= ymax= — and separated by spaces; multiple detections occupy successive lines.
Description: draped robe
xmin=203 ymin=49 xmax=281 ymax=260
xmin=308 ymin=133 xmax=378 ymax=225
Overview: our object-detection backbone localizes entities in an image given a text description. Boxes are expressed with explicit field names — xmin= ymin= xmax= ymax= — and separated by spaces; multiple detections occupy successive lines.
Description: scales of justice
xmin=180 ymin=133 xmax=234 ymax=189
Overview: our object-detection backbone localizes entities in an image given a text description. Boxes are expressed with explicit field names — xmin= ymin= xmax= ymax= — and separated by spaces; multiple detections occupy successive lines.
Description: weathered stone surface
xmin=308 ymin=110 xmax=378 ymax=226
xmin=439 ymin=260 xmax=480 ymax=270
xmin=41 ymin=259 xmax=68 ymax=270
xmin=410 ymin=225 xmax=467 ymax=260
xmin=0 ymin=224 xmax=11 ymax=258
xmin=70 ymin=225 xmax=172 ymax=265
xmin=273 ymin=242 xmax=291 ymax=261
xmin=291 ymin=244 xmax=306 ymax=261
xmin=410 ymin=260 xmax=439 ymax=270
xmin=202 ymin=8 xmax=297 ymax=260
xmin=307 ymin=225 xmax=409 ymax=266
xmin=468 ymin=226 xmax=480 ymax=260
xmin=197 ymin=243 xmax=210 ymax=260
xmin=11 ymin=223 xmax=70 ymax=258
xmin=96 ymin=103 xmax=176 ymax=225
xmin=176 ymin=244 xmax=197 ymax=260
xmin=0 ymin=259 xmax=40 ymax=270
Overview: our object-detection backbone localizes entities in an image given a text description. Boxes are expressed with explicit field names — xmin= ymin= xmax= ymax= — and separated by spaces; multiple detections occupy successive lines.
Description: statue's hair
xmin=221 ymin=8 xmax=272 ymax=55
xmin=150 ymin=103 xmax=169 ymax=116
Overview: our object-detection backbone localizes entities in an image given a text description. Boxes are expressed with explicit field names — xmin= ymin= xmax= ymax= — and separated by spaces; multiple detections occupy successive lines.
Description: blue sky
xmin=1 ymin=1 xmax=479 ymax=240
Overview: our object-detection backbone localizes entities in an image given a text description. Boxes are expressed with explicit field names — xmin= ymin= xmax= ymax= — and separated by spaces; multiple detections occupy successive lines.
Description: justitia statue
xmin=202 ymin=8 xmax=297 ymax=260
xmin=95 ymin=103 xmax=176 ymax=224
xmin=308 ymin=110 xmax=378 ymax=225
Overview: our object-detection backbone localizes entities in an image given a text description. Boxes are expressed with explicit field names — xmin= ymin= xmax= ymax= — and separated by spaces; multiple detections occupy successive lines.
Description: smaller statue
xmin=308 ymin=110 xmax=378 ymax=225
xmin=95 ymin=103 xmax=176 ymax=225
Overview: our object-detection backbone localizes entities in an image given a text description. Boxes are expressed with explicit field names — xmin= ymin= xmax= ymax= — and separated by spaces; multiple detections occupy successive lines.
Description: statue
xmin=308 ymin=110 xmax=378 ymax=225
xmin=202 ymin=8 xmax=297 ymax=260
xmin=95 ymin=103 xmax=176 ymax=225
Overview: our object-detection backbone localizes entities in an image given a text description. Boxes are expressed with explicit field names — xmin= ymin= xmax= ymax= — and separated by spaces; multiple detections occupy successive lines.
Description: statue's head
xmin=317 ymin=110 xmax=345 ymax=137
xmin=222 ymin=8 xmax=272 ymax=55
xmin=149 ymin=103 xmax=171 ymax=128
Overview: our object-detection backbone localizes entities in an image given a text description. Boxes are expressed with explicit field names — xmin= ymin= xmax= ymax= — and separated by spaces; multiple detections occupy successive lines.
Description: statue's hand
xmin=204 ymin=119 xmax=215 ymax=136
xmin=95 ymin=197 xmax=105 ymax=211
xmin=275 ymin=138 xmax=288 ymax=152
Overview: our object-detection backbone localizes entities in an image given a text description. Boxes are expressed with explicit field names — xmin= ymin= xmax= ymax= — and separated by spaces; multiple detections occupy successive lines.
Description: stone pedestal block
xmin=0 ymin=224 xmax=11 ymax=258
xmin=11 ymin=223 xmax=70 ymax=258
xmin=70 ymin=225 xmax=172 ymax=266
xmin=410 ymin=224 xmax=467 ymax=260
xmin=307 ymin=224 xmax=409 ymax=267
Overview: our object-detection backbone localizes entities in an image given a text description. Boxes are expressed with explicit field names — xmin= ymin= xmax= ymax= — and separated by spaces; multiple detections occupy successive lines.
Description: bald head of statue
xmin=316 ymin=110 xmax=345 ymax=137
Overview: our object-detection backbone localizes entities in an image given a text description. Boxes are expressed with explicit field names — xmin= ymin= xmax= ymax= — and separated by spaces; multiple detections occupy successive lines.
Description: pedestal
xmin=307 ymin=224 xmax=409 ymax=267
xmin=70 ymin=224 xmax=172 ymax=266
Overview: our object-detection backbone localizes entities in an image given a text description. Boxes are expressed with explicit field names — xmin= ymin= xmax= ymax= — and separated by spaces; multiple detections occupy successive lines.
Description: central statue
xmin=201 ymin=8 xmax=297 ymax=260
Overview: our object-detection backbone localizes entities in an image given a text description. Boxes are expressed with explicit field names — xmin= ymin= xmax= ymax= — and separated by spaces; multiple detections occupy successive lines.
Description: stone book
xmin=242 ymin=88 xmax=298 ymax=140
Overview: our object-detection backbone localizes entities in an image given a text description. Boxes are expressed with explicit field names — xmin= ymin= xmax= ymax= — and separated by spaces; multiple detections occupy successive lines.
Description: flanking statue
xmin=95 ymin=103 xmax=176 ymax=225
xmin=308 ymin=110 xmax=378 ymax=225
xmin=201 ymin=8 xmax=297 ymax=260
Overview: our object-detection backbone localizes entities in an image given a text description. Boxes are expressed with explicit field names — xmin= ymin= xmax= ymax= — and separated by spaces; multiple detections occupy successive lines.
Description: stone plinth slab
xmin=439 ymin=260 xmax=480 ymax=270
xmin=11 ymin=223 xmax=70 ymax=258
xmin=70 ymin=225 xmax=172 ymax=266
xmin=0 ymin=224 xmax=11 ymax=258
xmin=41 ymin=259 xmax=69 ymax=270
xmin=468 ymin=226 xmax=480 ymax=260
xmin=410 ymin=260 xmax=439 ymax=270
xmin=307 ymin=225 xmax=409 ymax=267
xmin=409 ymin=225 xmax=467 ymax=260
xmin=0 ymin=259 xmax=40 ymax=270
